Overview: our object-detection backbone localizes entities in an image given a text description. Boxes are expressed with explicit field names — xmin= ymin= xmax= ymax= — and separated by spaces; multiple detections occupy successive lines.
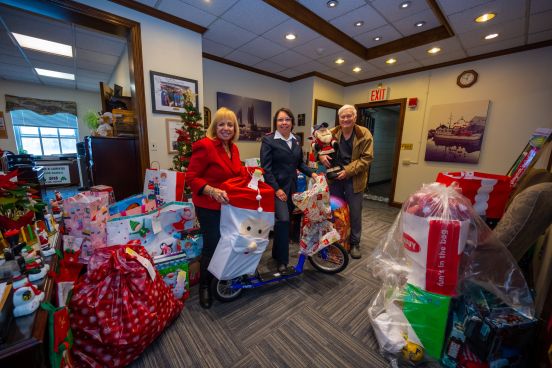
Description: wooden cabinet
xmin=85 ymin=136 xmax=141 ymax=201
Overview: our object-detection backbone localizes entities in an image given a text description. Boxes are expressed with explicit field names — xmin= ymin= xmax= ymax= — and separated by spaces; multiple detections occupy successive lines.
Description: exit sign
xmin=369 ymin=87 xmax=389 ymax=102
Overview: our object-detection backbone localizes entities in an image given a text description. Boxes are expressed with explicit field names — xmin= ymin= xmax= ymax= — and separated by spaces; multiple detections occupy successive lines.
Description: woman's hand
xmin=311 ymin=173 xmax=318 ymax=179
xmin=207 ymin=186 xmax=229 ymax=204
xmin=335 ymin=170 xmax=347 ymax=180
xmin=275 ymin=189 xmax=287 ymax=202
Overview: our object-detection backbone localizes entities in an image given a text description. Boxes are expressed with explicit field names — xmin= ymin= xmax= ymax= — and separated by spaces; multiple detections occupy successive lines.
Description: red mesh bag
xmin=69 ymin=244 xmax=183 ymax=367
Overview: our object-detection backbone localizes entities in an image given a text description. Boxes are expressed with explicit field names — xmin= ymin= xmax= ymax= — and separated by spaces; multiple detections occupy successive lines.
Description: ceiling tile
xmin=27 ymin=50 xmax=74 ymax=67
xmin=37 ymin=78 xmax=75 ymax=88
xmin=298 ymin=0 xmax=366 ymax=21
xmin=354 ymin=24 xmax=402 ymax=48
xmin=530 ymin=0 xmax=552 ymax=14
xmin=76 ymin=48 xmax=120 ymax=66
xmin=447 ymin=0 xmax=526 ymax=35
xmin=177 ymin=0 xmax=239 ymax=17
xmin=262 ymin=19 xmax=320 ymax=48
xmin=76 ymin=69 xmax=110 ymax=82
xmin=225 ymin=50 xmax=263 ymax=66
xmin=466 ymin=36 xmax=525 ymax=56
xmin=340 ymin=61 xmax=380 ymax=77
xmin=316 ymin=49 xmax=364 ymax=69
xmin=319 ymin=68 xmax=349 ymax=81
xmin=418 ymin=49 xmax=468 ymax=66
xmin=76 ymin=82 xmax=98 ymax=92
xmin=77 ymin=59 xmax=115 ymax=74
xmin=252 ymin=60 xmax=287 ymax=74
xmin=436 ymin=0 xmax=493 ymax=16
xmin=0 ymin=74 xmax=40 ymax=84
xmin=0 ymin=63 xmax=36 ymax=78
xmin=32 ymin=59 xmax=75 ymax=74
xmin=528 ymin=29 xmax=552 ymax=43
xmin=329 ymin=4 xmax=388 ymax=36
xmin=529 ymin=10 xmax=552 ymax=34
xmin=456 ymin=17 xmax=525 ymax=49
xmin=75 ymin=27 xmax=126 ymax=56
xmin=393 ymin=9 xmax=441 ymax=37
xmin=368 ymin=50 xmax=416 ymax=69
xmin=135 ymin=0 xmax=157 ymax=6
xmin=156 ymin=0 xmax=217 ymax=27
xmin=0 ymin=52 xmax=27 ymax=66
xmin=279 ymin=68 xmax=301 ymax=78
xmin=370 ymin=0 xmax=431 ymax=22
xmin=292 ymin=37 xmax=342 ymax=59
xmin=292 ymin=60 xmax=329 ymax=74
xmin=270 ymin=50 xmax=312 ymax=68
xmin=202 ymin=38 xmax=234 ymax=57
xmin=221 ymin=1 xmax=287 ymax=34
xmin=407 ymin=36 xmax=465 ymax=61
xmin=203 ymin=18 xmax=257 ymax=49
xmin=238 ymin=37 xmax=286 ymax=59
xmin=341 ymin=74 xmax=360 ymax=83
xmin=1 ymin=9 xmax=73 ymax=45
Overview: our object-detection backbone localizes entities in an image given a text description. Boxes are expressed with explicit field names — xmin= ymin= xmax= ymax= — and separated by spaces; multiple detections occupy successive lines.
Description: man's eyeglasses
xmin=277 ymin=118 xmax=292 ymax=122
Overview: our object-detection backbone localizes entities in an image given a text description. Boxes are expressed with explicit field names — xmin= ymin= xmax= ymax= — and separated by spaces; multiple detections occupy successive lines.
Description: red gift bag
xmin=436 ymin=171 xmax=511 ymax=219
xmin=69 ymin=244 xmax=183 ymax=368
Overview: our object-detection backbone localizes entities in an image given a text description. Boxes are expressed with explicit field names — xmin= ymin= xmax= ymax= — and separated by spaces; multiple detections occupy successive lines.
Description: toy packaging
xmin=69 ymin=244 xmax=183 ymax=368
xmin=311 ymin=122 xmax=344 ymax=180
xmin=106 ymin=201 xmax=196 ymax=258
xmin=367 ymin=183 xmax=535 ymax=367
xmin=154 ymin=252 xmax=189 ymax=300
xmin=208 ymin=172 xmax=275 ymax=280
xmin=330 ymin=195 xmax=350 ymax=251
xmin=143 ymin=168 xmax=186 ymax=205
xmin=108 ymin=194 xmax=157 ymax=219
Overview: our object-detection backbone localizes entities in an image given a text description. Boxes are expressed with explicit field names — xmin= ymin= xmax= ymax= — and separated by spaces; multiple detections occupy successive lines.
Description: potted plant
xmin=0 ymin=170 xmax=43 ymax=231
xmin=84 ymin=110 xmax=100 ymax=135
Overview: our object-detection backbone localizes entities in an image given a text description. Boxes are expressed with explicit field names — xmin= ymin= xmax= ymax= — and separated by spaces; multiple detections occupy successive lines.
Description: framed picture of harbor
xmin=424 ymin=100 xmax=490 ymax=164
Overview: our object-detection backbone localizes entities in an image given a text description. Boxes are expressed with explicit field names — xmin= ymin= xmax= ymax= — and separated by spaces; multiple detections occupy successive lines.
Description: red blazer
xmin=186 ymin=137 xmax=244 ymax=210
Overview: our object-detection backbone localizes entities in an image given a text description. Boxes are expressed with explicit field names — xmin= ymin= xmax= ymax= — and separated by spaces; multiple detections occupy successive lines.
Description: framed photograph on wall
xmin=216 ymin=92 xmax=271 ymax=142
xmin=166 ymin=118 xmax=182 ymax=154
xmin=150 ymin=71 xmax=198 ymax=115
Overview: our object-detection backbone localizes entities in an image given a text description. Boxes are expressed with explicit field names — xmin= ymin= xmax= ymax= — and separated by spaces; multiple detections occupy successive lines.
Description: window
xmin=10 ymin=110 xmax=78 ymax=156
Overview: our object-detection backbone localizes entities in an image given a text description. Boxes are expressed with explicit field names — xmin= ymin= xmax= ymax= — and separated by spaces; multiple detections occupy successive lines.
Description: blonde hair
xmin=206 ymin=107 xmax=240 ymax=143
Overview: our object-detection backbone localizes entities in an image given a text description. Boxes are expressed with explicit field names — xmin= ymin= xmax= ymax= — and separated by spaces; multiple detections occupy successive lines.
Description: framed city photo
xmin=150 ymin=71 xmax=198 ymax=115
xmin=166 ymin=118 xmax=182 ymax=154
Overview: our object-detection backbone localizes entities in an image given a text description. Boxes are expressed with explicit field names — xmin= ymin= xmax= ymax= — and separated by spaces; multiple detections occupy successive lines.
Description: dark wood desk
xmin=0 ymin=232 xmax=60 ymax=367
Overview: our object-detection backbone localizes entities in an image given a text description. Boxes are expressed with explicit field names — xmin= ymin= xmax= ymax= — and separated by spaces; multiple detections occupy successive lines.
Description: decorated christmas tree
xmin=172 ymin=90 xmax=204 ymax=173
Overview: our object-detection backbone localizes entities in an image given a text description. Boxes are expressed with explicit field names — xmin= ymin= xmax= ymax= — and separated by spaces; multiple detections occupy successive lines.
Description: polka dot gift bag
xmin=69 ymin=243 xmax=183 ymax=367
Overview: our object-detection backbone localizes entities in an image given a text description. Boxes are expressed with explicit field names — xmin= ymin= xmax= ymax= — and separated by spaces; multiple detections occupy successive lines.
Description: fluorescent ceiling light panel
xmin=35 ymin=68 xmax=75 ymax=80
xmin=12 ymin=32 xmax=73 ymax=57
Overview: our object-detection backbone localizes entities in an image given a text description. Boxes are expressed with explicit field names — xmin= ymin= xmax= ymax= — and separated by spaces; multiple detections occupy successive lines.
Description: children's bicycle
xmin=211 ymin=242 xmax=349 ymax=302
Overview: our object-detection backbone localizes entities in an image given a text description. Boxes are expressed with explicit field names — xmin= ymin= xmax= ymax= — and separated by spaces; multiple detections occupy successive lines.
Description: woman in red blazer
xmin=186 ymin=107 xmax=244 ymax=309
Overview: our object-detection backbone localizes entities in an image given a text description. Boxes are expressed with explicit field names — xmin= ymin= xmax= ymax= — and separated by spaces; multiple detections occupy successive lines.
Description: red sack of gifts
xmin=436 ymin=171 xmax=511 ymax=219
xmin=69 ymin=243 xmax=183 ymax=368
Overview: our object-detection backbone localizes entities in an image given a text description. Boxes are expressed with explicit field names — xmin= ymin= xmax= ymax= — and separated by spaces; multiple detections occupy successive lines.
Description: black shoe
xmin=199 ymin=286 xmax=212 ymax=309
xmin=277 ymin=263 xmax=288 ymax=273
xmin=350 ymin=245 xmax=361 ymax=259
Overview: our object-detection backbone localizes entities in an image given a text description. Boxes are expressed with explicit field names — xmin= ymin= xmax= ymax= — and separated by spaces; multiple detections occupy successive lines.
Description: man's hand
xmin=335 ymin=170 xmax=347 ymax=180
xmin=319 ymin=154 xmax=332 ymax=168
xmin=276 ymin=189 xmax=287 ymax=202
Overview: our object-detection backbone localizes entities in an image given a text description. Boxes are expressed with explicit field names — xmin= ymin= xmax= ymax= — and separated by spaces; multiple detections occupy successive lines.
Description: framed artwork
xmin=297 ymin=113 xmax=306 ymax=127
xmin=216 ymin=92 xmax=271 ymax=142
xmin=424 ymin=100 xmax=490 ymax=164
xmin=166 ymin=118 xmax=182 ymax=154
xmin=203 ymin=106 xmax=211 ymax=129
xmin=150 ymin=71 xmax=198 ymax=115
xmin=0 ymin=111 xmax=7 ymax=139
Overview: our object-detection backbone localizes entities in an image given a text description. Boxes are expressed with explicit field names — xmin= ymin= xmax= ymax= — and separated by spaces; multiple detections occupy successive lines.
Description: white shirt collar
xmin=274 ymin=130 xmax=295 ymax=142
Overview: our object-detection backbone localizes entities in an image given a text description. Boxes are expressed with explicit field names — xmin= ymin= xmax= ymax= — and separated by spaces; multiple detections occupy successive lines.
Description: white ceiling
xmin=159 ymin=0 xmax=552 ymax=84
xmin=1 ymin=0 xmax=551 ymax=90
xmin=0 ymin=5 xmax=127 ymax=92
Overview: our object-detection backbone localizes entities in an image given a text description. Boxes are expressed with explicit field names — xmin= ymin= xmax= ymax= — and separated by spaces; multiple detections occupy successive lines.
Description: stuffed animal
xmin=311 ymin=122 xmax=344 ymax=180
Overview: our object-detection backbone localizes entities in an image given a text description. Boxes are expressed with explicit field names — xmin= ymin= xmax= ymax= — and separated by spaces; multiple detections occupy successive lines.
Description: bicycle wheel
xmin=211 ymin=277 xmax=243 ymax=302
xmin=308 ymin=242 xmax=349 ymax=274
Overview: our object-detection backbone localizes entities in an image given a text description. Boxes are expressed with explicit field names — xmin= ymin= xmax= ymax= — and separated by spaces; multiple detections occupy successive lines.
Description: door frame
xmin=355 ymin=98 xmax=406 ymax=207
xmin=313 ymin=99 xmax=341 ymax=127
xmin=1 ymin=0 xmax=150 ymax=177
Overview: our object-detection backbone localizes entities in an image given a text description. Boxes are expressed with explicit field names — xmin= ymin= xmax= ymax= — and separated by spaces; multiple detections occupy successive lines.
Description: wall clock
xmin=457 ymin=70 xmax=478 ymax=88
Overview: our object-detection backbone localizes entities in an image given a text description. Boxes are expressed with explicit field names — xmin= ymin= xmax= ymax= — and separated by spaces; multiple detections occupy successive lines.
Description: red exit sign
xmin=369 ymin=87 xmax=389 ymax=102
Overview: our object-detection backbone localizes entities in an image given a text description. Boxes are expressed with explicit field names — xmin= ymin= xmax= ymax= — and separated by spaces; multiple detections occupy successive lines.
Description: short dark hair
xmin=272 ymin=107 xmax=295 ymax=131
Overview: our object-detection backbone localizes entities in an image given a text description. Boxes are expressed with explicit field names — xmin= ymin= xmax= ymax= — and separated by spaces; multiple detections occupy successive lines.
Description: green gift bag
xmin=41 ymin=302 xmax=73 ymax=368
xmin=402 ymin=283 xmax=451 ymax=359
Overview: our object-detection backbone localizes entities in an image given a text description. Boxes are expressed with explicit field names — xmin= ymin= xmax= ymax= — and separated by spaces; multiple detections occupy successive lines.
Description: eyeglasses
xmin=277 ymin=117 xmax=292 ymax=122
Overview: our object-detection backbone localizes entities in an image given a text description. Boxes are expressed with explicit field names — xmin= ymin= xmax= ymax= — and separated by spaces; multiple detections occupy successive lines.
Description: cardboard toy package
xmin=154 ymin=253 xmax=189 ymax=300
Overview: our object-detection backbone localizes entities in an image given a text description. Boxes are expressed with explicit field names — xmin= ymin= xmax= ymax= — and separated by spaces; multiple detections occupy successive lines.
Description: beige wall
xmin=76 ymin=0 xmax=204 ymax=170
xmin=0 ymin=79 xmax=101 ymax=152
xmin=289 ymin=77 xmax=315 ymax=155
xmin=203 ymin=59 xmax=290 ymax=160
xmin=345 ymin=46 xmax=552 ymax=202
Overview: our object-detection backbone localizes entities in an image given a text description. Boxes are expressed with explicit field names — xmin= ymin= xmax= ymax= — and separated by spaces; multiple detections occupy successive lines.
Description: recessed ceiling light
xmin=35 ymin=68 xmax=75 ymax=80
xmin=335 ymin=58 xmax=345 ymax=64
xmin=352 ymin=67 xmax=362 ymax=73
xmin=386 ymin=58 xmax=397 ymax=64
xmin=373 ymin=36 xmax=382 ymax=41
xmin=484 ymin=33 xmax=499 ymax=40
xmin=354 ymin=21 xmax=364 ymax=27
xmin=327 ymin=0 xmax=338 ymax=8
xmin=285 ymin=33 xmax=296 ymax=40
xmin=475 ymin=12 xmax=496 ymax=23
xmin=427 ymin=47 xmax=441 ymax=54
xmin=400 ymin=1 xmax=411 ymax=9
xmin=415 ymin=21 xmax=426 ymax=27
xmin=12 ymin=32 xmax=73 ymax=57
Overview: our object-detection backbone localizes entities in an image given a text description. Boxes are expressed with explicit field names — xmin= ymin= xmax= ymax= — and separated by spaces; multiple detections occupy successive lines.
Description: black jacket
xmin=260 ymin=133 xmax=313 ymax=196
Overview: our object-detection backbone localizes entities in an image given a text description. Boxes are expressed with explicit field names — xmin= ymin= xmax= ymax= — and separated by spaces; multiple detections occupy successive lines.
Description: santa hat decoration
xmin=220 ymin=172 xmax=275 ymax=213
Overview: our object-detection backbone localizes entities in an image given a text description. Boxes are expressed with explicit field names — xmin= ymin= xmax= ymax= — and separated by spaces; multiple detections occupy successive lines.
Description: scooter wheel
xmin=211 ymin=277 xmax=243 ymax=302
xmin=308 ymin=242 xmax=349 ymax=274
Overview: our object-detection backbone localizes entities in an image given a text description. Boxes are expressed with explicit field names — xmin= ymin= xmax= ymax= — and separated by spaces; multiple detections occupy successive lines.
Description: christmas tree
xmin=172 ymin=90 xmax=204 ymax=174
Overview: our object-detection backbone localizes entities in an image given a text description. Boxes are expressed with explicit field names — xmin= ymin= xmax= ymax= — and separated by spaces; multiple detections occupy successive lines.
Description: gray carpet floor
xmin=130 ymin=200 xmax=402 ymax=368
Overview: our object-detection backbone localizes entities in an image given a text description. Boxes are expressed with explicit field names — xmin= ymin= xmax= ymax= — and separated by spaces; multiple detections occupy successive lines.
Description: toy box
xmin=154 ymin=253 xmax=189 ymax=300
